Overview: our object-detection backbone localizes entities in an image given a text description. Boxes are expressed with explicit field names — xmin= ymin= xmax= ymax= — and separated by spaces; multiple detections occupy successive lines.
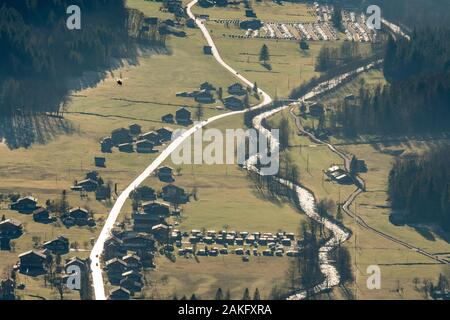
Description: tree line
xmin=315 ymin=41 xmax=365 ymax=73
xmin=388 ymin=146 xmax=450 ymax=231
xmin=329 ymin=28 xmax=450 ymax=137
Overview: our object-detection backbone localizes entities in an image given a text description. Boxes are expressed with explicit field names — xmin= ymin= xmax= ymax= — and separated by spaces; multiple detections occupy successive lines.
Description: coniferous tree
xmin=253 ymin=288 xmax=261 ymax=300
xmin=259 ymin=44 xmax=270 ymax=65
xmin=215 ymin=288 xmax=224 ymax=300
xmin=332 ymin=4 xmax=343 ymax=31
xmin=242 ymin=288 xmax=251 ymax=300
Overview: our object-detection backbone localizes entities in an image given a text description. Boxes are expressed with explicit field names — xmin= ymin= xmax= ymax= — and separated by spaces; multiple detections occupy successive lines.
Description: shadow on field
xmin=0 ymin=115 xmax=75 ymax=150
xmin=251 ymin=185 xmax=286 ymax=208
xmin=66 ymin=45 xmax=171 ymax=92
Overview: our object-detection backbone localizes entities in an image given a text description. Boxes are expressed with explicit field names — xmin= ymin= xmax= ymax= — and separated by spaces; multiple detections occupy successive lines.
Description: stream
xmin=245 ymin=61 xmax=381 ymax=299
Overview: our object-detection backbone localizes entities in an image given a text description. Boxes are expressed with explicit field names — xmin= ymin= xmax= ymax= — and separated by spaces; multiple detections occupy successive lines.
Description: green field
xmin=144 ymin=254 xmax=291 ymax=300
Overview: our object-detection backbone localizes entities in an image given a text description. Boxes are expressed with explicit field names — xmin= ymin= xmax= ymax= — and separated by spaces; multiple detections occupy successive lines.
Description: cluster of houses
xmin=2 ymin=194 xmax=92 ymax=296
xmin=71 ymin=170 xmax=111 ymax=201
xmin=16 ymin=235 xmax=83 ymax=272
xmin=172 ymin=230 xmax=301 ymax=259
xmin=61 ymin=207 xmax=96 ymax=228
xmin=176 ymin=82 xmax=217 ymax=104
xmin=162 ymin=0 xmax=184 ymax=16
xmin=133 ymin=187 xmax=188 ymax=232
xmin=176 ymin=82 xmax=251 ymax=110
xmin=103 ymin=231 xmax=156 ymax=300
xmin=224 ymin=82 xmax=250 ymax=110
xmin=17 ymin=247 xmax=90 ymax=286
xmin=9 ymin=196 xmax=55 ymax=224
xmin=102 ymin=183 xmax=190 ymax=299
xmin=9 ymin=195 xmax=95 ymax=228
xmin=161 ymin=107 xmax=192 ymax=126
xmin=101 ymin=124 xmax=175 ymax=154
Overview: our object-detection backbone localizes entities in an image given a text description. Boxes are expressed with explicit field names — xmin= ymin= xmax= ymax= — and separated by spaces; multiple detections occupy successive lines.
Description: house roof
xmin=336 ymin=174 xmax=350 ymax=181
xmin=122 ymin=254 xmax=141 ymax=262
xmin=65 ymin=257 xmax=86 ymax=267
xmin=136 ymin=139 xmax=154 ymax=146
xmin=77 ymin=179 xmax=99 ymax=186
xmin=105 ymin=258 xmax=128 ymax=268
xmin=69 ymin=207 xmax=89 ymax=214
xmin=162 ymin=184 xmax=185 ymax=192
xmin=176 ymin=107 xmax=191 ymax=115
xmin=18 ymin=250 xmax=46 ymax=260
xmin=122 ymin=270 xmax=142 ymax=278
xmin=105 ymin=235 xmax=124 ymax=246
xmin=44 ymin=236 xmax=69 ymax=247
xmin=118 ymin=143 xmax=133 ymax=147
xmin=112 ymin=128 xmax=129 ymax=134
xmin=122 ymin=233 xmax=154 ymax=242
xmin=228 ymin=82 xmax=243 ymax=89
xmin=224 ymin=96 xmax=242 ymax=102
xmin=158 ymin=165 xmax=173 ymax=171
xmin=16 ymin=196 xmax=38 ymax=204
xmin=142 ymin=201 xmax=170 ymax=209
xmin=196 ymin=90 xmax=213 ymax=97
xmin=141 ymin=130 xmax=158 ymax=136
xmin=0 ymin=219 xmax=23 ymax=228
xmin=157 ymin=127 xmax=174 ymax=133
xmin=152 ymin=224 xmax=169 ymax=231
xmin=110 ymin=287 xmax=130 ymax=295
xmin=327 ymin=165 xmax=341 ymax=173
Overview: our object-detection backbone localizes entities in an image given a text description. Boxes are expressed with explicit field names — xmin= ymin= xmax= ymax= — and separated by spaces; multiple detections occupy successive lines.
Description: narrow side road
xmin=288 ymin=105 xmax=447 ymax=265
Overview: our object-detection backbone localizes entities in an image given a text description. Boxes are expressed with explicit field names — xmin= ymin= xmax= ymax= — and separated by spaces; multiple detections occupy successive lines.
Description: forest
xmin=0 ymin=0 xmax=165 ymax=117
xmin=329 ymin=28 xmax=450 ymax=136
xmin=315 ymin=42 xmax=363 ymax=73
xmin=388 ymin=146 xmax=450 ymax=231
